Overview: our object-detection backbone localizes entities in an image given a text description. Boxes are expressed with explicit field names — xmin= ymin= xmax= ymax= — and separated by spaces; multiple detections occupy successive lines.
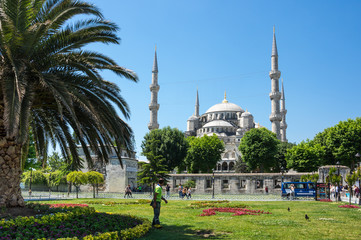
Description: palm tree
xmin=0 ymin=0 xmax=137 ymax=207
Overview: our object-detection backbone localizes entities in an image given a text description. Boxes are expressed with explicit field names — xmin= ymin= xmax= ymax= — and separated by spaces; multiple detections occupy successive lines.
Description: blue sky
xmin=83 ymin=0 xmax=361 ymax=160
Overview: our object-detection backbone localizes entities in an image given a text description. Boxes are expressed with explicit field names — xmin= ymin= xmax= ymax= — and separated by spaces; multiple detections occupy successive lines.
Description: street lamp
xmin=29 ymin=168 xmax=33 ymax=196
xmin=336 ymin=161 xmax=341 ymax=201
xmin=212 ymin=168 xmax=215 ymax=199
xmin=281 ymin=167 xmax=284 ymax=183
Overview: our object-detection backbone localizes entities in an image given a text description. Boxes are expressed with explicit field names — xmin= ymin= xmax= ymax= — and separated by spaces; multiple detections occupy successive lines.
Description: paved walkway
xmin=23 ymin=191 xmax=360 ymax=203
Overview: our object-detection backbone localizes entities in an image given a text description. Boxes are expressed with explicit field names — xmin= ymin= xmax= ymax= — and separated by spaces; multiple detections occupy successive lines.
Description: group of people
xmin=177 ymin=184 xmax=192 ymax=199
xmin=330 ymin=184 xmax=360 ymax=201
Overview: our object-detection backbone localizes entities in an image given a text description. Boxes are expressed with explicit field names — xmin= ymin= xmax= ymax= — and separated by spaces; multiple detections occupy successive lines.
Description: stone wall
xmin=169 ymin=172 xmax=307 ymax=194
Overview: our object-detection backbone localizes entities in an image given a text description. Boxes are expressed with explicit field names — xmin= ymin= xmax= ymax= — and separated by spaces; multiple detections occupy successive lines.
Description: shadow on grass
xmin=138 ymin=224 xmax=229 ymax=240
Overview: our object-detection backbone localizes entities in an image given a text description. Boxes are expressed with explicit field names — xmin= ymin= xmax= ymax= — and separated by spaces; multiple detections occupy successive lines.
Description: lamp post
xmin=336 ymin=161 xmax=341 ymax=201
xmin=212 ymin=168 xmax=215 ymax=199
xmin=281 ymin=167 xmax=284 ymax=183
xmin=29 ymin=168 xmax=33 ymax=196
xmin=356 ymin=153 xmax=361 ymax=205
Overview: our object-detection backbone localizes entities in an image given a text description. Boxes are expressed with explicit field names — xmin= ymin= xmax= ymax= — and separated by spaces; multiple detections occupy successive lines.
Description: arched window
xmin=224 ymin=152 xmax=229 ymax=159
xmin=229 ymin=162 xmax=235 ymax=171
xmin=222 ymin=162 xmax=228 ymax=171
xmin=232 ymin=152 xmax=236 ymax=158
xmin=217 ymin=164 xmax=221 ymax=171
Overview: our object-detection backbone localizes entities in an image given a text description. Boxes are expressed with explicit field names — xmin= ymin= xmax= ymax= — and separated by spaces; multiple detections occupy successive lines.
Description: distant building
xmin=78 ymin=147 xmax=138 ymax=192
xmin=183 ymin=28 xmax=287 ymax=172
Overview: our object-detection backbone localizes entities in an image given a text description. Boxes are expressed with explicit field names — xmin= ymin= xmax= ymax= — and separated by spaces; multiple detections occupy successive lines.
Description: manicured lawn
xmin=43 ymin=199 xmax=361 ymax=240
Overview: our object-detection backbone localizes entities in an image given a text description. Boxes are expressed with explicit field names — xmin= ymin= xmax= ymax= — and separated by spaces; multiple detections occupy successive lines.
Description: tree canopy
xmin=0 ymin=0 xmax=137 ymax=207
xmin=238 ymin=128 xmax=280 ymax=172
xmin=313 ymin=118 xmax=361 ymax=168
xmin=285 ymin=141 xmax=325 ymax=172
xmin=141 ymin=126 xmax=188 ymax=171
xmin=185 ymin=134 xmax=224 ymax=173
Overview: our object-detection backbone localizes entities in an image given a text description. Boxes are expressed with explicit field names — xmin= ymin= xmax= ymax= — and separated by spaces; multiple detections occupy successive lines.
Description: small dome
xmin=241 ymin=110 xmax=253 ymax=117
xmin=203 ymin=120 xmax=233 ymax=128
xmin=206 ymin=102 xmax=244 ymax=113
xmin=187 ymin=115 xmax=198 ymax=121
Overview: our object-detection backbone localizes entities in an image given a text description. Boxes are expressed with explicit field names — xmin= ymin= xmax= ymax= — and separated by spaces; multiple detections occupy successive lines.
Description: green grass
xmin=41 ymin=199 xmax=361 ymax=240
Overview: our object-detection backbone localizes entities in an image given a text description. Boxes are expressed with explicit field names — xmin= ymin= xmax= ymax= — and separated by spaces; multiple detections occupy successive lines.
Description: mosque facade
xmin=148 ymin=28 xmax=288 ymax=173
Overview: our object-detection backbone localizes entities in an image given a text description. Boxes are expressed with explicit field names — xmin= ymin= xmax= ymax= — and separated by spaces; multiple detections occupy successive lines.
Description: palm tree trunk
xmin=0 ymin=133 xmax=24 ymax=207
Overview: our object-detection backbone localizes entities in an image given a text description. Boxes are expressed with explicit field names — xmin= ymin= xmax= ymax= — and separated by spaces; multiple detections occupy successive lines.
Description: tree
xmin=47 ymin=152 xmax=66 ymax=171
xmin=86 ymin=171 xmax=104 ymax=198
xmin=185 ymin=134 xmax=224 ymax=173
xmin=137 ymin=153 xmax=169 ymax=193
xmin=328 ymin=167 xmax=342 ymax=201
xmin=66 ymin=171 xmax=87 ymax=199
xmin=313 ymin=118 xmax=361 ymax=168
xmin=22 ymin=170 xmax=48 ymax=187
xmin=0 ymin=0 xmax=137 ymax=207
xmin=183 ymin=180 xmax=196 ymax=189
xmin=141 ymin=127 xmax=188 ymax=172
xmin=285 ymin=141 xmax=325 ymax=172
xmin=238 ymin=128 xmax=280 ymax=172
xmin=274 ymin=142 xmax=296 ymax=172
xmin=345 ymin=173 xmax=357 ymax=205
xmin=22 ymin=129 xmax=42 ymax=171
xmin=355 ymin=167 xmax=361 ymax=205
xmin=300 ymin=173 xmax=319 ymax=182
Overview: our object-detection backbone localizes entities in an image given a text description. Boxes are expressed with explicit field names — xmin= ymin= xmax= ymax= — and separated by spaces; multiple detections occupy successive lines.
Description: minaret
xmin=269 ymin=26 xmax=282 ymax=140
xmin=195 ymin=88 xmax=199 ymax=117
xmin=148 ymin=47 xmax=160 ymax=130
xmin=280 ymin=79 xmax=288 ymax=142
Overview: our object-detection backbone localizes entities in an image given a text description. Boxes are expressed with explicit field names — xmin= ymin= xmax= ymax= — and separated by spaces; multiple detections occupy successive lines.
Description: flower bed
xmin=0 ymin=203 xmax=151 ymax=240
xmin=338 ymin=205 xmax=360 ymax=208
xmin=81 ymin=199 xmax=151 ymax=206
xmin=199 ymin=207 xmax=271 ymax=216
xmin=319 ymin=199 xmax=332 ymax=202
xmin=48 ymin=203 xmax=89 ymax=208
xmin=189 ymin=200 xmax=247 ymax=209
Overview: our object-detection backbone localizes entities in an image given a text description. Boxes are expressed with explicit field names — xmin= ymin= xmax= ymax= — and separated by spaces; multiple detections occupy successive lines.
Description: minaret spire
xmin=269 ymin=26 xmax=282 ymax=140
xmin=280 ymin=78 xmax=288 ymax=142
xmin=195 ymin=88 xmax=199 ymax=117
xmin=222 ymin=91 xmax=228 ymax=103
xmin=148 ymin=47 xmax=160 ymax=130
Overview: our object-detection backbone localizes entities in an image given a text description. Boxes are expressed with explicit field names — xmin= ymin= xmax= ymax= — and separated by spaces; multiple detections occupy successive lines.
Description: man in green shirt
xmin=152 ymin=178 xmax=168 ymax=228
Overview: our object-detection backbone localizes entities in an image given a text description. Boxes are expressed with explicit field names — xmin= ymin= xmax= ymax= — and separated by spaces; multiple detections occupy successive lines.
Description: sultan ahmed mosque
xmin=149 ymin=28 xmax=288 ymax=173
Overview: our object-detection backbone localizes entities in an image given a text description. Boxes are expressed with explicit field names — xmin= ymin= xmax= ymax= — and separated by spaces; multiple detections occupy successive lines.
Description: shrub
xmin=0 ymin=203 xmax=151 ymax=240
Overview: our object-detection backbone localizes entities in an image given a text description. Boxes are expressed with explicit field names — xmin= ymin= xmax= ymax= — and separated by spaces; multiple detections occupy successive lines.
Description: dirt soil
xmin=0 ymin=207 xmax=40 ymax=219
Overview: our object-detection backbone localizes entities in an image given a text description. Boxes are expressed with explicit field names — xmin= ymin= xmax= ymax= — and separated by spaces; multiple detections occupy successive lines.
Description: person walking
xmin=290 ymin=184 xmax=295 ymax=200
xmin=178 ymin=184 xmax=183 ymax=199
xmin=124 ymin=184 xmax=132 ymax=198
xmin=152 ymin=178 xmax=168 ymax=229
xmin=187 ymin=187 xmax=192 ymax=199
xmin=182 ymin=187 xmax=187 ymax=199
xmin=166 ymin=184 xmax=170 ymax=199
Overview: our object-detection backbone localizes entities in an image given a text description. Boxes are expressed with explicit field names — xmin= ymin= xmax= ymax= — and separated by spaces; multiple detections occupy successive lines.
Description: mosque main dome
xmin=205 ymin=93 xmax=244 ymax=113
xmin=205 ymin=101 xmax=244 ymax=113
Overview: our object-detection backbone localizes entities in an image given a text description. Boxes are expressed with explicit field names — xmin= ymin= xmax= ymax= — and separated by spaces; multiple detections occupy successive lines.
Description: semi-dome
xmin=241 ymin=110 xmax=253 ymax=117
xmin=206 ymin=102 xmax=244 ymax=113
xmin=203 ymin=120 xmax=234 ymax=128
xmin=187 ymin=115 xmax=198 ymax=121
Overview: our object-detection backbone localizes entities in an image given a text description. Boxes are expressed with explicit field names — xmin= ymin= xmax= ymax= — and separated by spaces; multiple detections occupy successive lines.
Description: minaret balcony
xmin=148 ymin=123 xmax=159 ymax=130
xmin=150 ymin=84 xmax=160 ymax=91
xmin=280 ymin=109 xmax=287 ymax=114
xmin=269 ymin=114 xmax=282 ymax=121
xmin=149 ymin=103 xmax=159 ymax=110
xmin=280 ymin=122 xmax=288 ymax=128
xmin=269 ymin=92 xmax=281 ymax=100
xmin=269 ymin=70 xmax=281 ymax=79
